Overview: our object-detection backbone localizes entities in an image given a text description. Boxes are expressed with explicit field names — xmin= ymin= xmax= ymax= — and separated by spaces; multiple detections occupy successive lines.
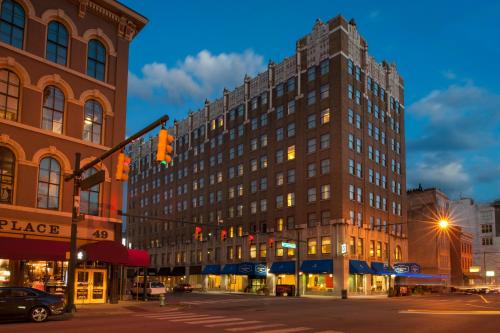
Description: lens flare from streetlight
xmin=438 ymin=219 xmax=449 ymax=229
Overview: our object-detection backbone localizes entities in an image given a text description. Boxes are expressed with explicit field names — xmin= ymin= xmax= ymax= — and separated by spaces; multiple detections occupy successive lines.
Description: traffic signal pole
xmin=64 ymin=115 xmax=169 ymax=312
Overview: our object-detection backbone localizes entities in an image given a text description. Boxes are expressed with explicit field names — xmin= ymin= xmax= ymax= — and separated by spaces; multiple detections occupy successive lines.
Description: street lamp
xmin=438 ymin=219 xmax=449 ymax=230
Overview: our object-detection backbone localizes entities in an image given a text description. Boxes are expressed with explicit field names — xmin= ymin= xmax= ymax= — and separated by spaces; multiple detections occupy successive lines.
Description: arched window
xmin=83 ymin=99 xmax=103 ymax=144
xmin=0 ymin=0 xmax=25 ymax=48
xmin=46 ymin=21 xmax=68 ymax=65
xmin=394 ymin=245 xmax=402 ymax=261
xmin=87 ymin=39 xmax=106 ymax=81
xmin=81 ymin=167 xmax=100 ymax=216
xmin=37 ymin=157 xmax=61 ymax=209
xmin=0 ymin=68 xmax=20 ymax=120
xmin=0 ymin=146 xmax=15 ymax=204
xmin=42 ymin=85 xmax=64 ymax=134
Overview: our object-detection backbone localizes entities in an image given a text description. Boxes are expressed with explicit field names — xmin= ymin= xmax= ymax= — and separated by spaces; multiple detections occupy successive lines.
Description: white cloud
xmin=128 ymin=49 xmax=265 ymax=106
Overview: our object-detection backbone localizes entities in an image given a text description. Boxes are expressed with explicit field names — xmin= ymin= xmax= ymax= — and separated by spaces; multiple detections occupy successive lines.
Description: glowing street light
xmin=438 ymin=219 xmax=449 ymax=230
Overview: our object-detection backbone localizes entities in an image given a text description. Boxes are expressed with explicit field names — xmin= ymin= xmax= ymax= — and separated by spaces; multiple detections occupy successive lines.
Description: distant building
xmin=450 ymin=198 xmax=500 ymax=285
xmin=126 ymin=16 xmax=407 ymax=297
xmin=449 ymin=227 xmax=473 ymax=286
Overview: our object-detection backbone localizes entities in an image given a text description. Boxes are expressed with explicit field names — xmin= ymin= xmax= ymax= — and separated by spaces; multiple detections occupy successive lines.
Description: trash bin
xmin=341 ymin=289 xmax=348 ymax=299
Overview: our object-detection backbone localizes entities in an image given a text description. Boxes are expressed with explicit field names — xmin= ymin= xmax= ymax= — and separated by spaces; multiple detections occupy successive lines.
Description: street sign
xmin=80 ymin=170 xmax=105 ymax=191
xmin=282 ymin=242 xmax=296 ymax=249
xmin=341 ymin=243 xmax=347 ymax=254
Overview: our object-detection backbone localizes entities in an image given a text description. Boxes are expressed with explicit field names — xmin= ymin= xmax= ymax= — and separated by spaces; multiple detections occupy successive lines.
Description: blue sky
xmin=121 ymin=0 xmax=500 ymax=202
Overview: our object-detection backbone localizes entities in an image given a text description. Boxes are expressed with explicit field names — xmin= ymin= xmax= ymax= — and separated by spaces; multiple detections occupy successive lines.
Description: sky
xmin=120 ymin=0 xmax=500 ymax=203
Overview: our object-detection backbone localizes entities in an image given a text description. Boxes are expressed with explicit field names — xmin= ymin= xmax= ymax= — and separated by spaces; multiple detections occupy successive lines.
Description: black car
xmin=0 ymin=287 xmax=66 ymax=323
xmin=173 ymin=283 xmax=193 ymax=293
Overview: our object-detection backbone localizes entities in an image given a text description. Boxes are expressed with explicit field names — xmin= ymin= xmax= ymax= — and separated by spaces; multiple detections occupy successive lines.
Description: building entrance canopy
xmin=300 ymin=260 xmax=333 ymax=274
xmin=0 ymin=236 xmax=69 ymax=260
xmin=270 ymin=261 xmax=295 ymax=274
xmin=349 ymin=260 xmax=375 ymax=274
xmin=202 ymin=265 xmax=221 ymax=275
xmin=371 ymin=262 xmax=395 ymax=275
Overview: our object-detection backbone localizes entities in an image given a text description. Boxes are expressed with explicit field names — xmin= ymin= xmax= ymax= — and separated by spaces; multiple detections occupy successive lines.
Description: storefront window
xmin=371 ymin=275 xmax=388 ymax=294
xmin=0 ymin=259 xmax=10 ymax=286
xmin=349 ymin=274 xmax=365 ymax=294
xmin=305 ymin=273 xmax=334 ymax=293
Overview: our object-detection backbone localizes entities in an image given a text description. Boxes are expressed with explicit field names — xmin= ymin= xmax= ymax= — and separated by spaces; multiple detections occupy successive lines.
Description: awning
xmin=349 ymin=260 xmax=375 ymax=274
xmin=79 ymin=240 xmax=128 ymax=264
xmin=171 ymin=266 xmax=186 ymax=276
xmin=270 ymin=261 xmax=295 ymax=274
xmin=238 ymin=262 xmax=267 ymax=277
xmin=396 ymin=273 xmax=447 ymax=279
xmin=371 ymin=262 xmax=395 ymax=275
xmin=202 ymin=265 xmax=221 ymax=275
xmin=0 ymin=236 xmax=69 ymax=261
xmin=126 ymin=249 xmax=150 ymax=267
xmin=189 ymin=265 xmax=202 ymax=275
xmin=157 ymin=267 xmax=171 ymax=276
xmin=221 ymin=263 xmax=239 ymax=274
xmin=300 ymin=260 xmax=333 ymax=273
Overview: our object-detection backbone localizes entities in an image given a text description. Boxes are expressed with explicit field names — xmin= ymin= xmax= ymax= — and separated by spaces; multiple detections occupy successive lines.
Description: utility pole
xmin=295 ymin=228 xmax=301 ymax=297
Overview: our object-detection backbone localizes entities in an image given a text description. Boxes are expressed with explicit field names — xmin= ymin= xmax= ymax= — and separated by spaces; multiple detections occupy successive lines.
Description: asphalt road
xmin=2 ymin=292 xmax=500 ymax=333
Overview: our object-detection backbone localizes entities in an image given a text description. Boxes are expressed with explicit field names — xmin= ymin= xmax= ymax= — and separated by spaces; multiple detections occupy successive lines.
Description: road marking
xmin=226 ymin=324 xmax=285 ymax=331
xmin=205 ymin=320 xmax=262 ymax=328
xmin=315 ymin=331 xmax=345 ymax=333
xmin=186 ymin=318 xmax=243 ymax=324
xmin=400 ymin=309 xmax=500 ymax=315
xmin=170 ymin=315 xmax=224 ymax=322
xmin=156 ymin=314 xmax=212 ymax=320
xmin=255 ymin=327 xmax=313 ymax=333
xmin=479 ymin=295 xmax=489 ymax=304
xmin=139 ymin=312 xmax=184 ymax=317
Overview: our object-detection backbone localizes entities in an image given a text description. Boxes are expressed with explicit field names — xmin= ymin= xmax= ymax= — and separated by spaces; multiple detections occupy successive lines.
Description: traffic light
xmin=221 ymin=229 xmax=227 ymax=241
xmin=268 ymin=238 xmax=274 ymax=248
xmin=115 ymin=152 xmax=131 ymax=181
xmin=156 ymin=128 xmax=174 ymax=164
xmin=194 ymin=226 xmax=202 ymax=241
xmin=248 ymin=234 xmax=254 ymax=243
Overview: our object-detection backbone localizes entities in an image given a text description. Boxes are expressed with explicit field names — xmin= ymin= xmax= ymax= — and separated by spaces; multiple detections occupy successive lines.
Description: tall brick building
xmin=126 ymin=16 xmax=407 ymax=296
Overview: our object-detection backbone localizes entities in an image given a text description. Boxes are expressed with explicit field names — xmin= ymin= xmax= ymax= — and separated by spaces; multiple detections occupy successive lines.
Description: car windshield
xmin=150 ymin=282 xmax=164 ymax=288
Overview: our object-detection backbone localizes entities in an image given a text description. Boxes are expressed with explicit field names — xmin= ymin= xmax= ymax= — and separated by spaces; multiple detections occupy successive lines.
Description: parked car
xmin=0 ymin=287 xmax=66 ymax=323
xmin=173 ymin=283 xmax=193 ymax=293
xmin=130 ymin=282 xmax=166 ymax=297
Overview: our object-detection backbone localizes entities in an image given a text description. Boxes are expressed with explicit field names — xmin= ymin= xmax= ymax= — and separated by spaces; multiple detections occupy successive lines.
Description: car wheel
xmin=30 ymin=306 xmax=49 ymax=322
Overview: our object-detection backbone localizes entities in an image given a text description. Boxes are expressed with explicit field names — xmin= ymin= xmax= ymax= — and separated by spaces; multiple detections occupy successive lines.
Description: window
xmin=320 ymin=133 xmax=330 ymax=149
xmin=481 ymin=224 xmax=493 ymax=233
xmin=357 ymin=238 xmax=364 ymax=256
xmin=369 ymin=240 xmax=375 ymax=257
xmin=276 ymin=195 xmax=284 ymax=209
xmin=260 ymin=243 xmax=267 ymax=258
xmin=276 ymin=242 xmax=284 ymax=257
xmin=287 ymin=169 xmax=295 ymax=183
xmin=0 ymin=146 xmax=15 ymax=204
xmin=37 ymin=157 xmax=61 ymax=209
xmin=250 ymin=244 xmax=257 ymax=259
xmin=83 ymin=100 xmax=103 ymax=144
xmin=276 ymin=217 xmax=284 ymax=232
xmin=276 ymin=172 xmax=284 ymax=186
xmin=350 ymin=236 xmax=356 ymax=254
xmin=307 ymin=238 xmax=317 ymax=255
xmin=42 ymin=86 xmax=65 ymax=134
xmin=348 ymin=108 xmax=354 ymax=124
xmin=307 ymin=91 xmax=316 ymax=105
xmin=286 ymin=216 xmax=295 ymax=230
xmin=276 ymin=83 xmax=284 ymax=97
xmin=260 ymin=200 xmax=267 ymax=212
xmin=287 ymin=122 xmax=296 ymax=137
xmin=46 ymin=21 xmax=68 ymax=65
xmin=320 ymin=84 xmax=329 ymax=99
xmin=320 ymin=184 xmax=331 ymax=200
xmin=288 ymin=100 xmax=296 ymax=114
xmin=0 ymin=69 xmax=20 ymax=120
xmin=307 ymin=114 xmax=316 ymax=129
xmin=307 ymin=138 xmax=316 ymax=153
xmin=348 ymin=134 xmax=354 ymax=149
xmin=276 ymin=127 xmax=284 ymax=141
xmin=394 ymin=245 xmax=402 ymax=260
xmin=321 ymin=210 xmax=331 ymax=225
xmin=307 ymin=163 xmax=316 ymax=178
xmin=348 ymin=184 xmax=355 ymax=200
xmin=320 ymin=159 xmax=330 ymax=174
xmin=348 ymin=84 xmax=353 ymax=99
xmin=320 ymin=109 xmax=330 ymax=124
xmin=0 ymin=0 xmax=25 ymax=48
xmin=80 ymin=167 xmax=100 ymax=216
xmin=276 ymin=150 xmax=284 ymax=163
xmin=347 ymin=59 xmax=353 ymax=75
xmin=287 ymin=145 xmax=295 ymax=160
xmin=307 ymin=188 xmax=316 ymax=203
xmin=321 ymin=237 xmax=331 ymax=254
xmin=287 ymin=77 xmax=295 ymax=92
xmin=320 ymin=59 xmax=329 ymax=75
xmin=307 ymin=67 xmax=316 ymax=81
xmin=287 ymin=192 xmax=295 ymax=207
xmin=307 ymin=212 xmax=317 ymax=227
xmin=276 ymin=105 xmax=284 ymax=119
xmin=87 ymin=39 xmax=106 ymax=81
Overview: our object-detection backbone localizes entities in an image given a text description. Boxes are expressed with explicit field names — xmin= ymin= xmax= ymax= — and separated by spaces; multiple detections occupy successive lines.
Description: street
xmin=2 ymin=293 xmax=500 ymax=333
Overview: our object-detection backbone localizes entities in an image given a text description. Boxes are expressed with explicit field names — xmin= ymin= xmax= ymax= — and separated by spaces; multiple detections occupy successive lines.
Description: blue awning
xmin=270 ymin=261 xmax=295 ymax=274
xmin=349 ymin=260 xmax=375 ymax=274
xmin=238 ymin=262 xmax=267 ymax=276
xmin=371 ymin=262 xmax=395 ymax=275
xmin=396 ymin=273 xmax=447 ymax=279
xmin=221 ymin=264 xmax=239 ymax=274
xmin=300 ymin=260 xmax=333 ymax=273
xmin=202 ymin=264 xmax=221 ymax=275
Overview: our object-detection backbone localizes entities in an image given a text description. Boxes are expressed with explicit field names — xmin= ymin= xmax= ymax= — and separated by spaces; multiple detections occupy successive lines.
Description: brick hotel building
xmin=126 ymin=16 xmax=407 ymax=296
xmin=0 ymin=0 xmax=146 ymax=303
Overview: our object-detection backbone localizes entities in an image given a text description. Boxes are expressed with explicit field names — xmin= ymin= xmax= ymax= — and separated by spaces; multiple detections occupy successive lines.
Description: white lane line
xmin=479 ymin=295 xmax=490 ymax=304
xmin=156 ymin=314 xmax=212 ymax=320
xmin=255 ymin=327 xmax=313 ymax=333
xmin=170 ymin=315 xmax=224 ymax=322
xmin=139 ymin=312 xmax=184 ymax=317
xmin=226 ymin=324 xmax=285 ymax=332
xmin=186 ymin=318 xmax=243 ymax=324
xmin=399 ymin=309 xmax=500 ymax=315
xmin=205 ymin=320 xmax=262 ymax=328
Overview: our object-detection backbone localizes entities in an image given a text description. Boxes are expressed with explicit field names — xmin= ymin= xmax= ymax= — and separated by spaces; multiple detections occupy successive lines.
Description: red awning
xmin=0 ymin=236 xmax=69 ymax=261
xmin=126 ymin=249 xmax=150 ymax=267
xmin=79 ymin=240 xmax=129 ymax=264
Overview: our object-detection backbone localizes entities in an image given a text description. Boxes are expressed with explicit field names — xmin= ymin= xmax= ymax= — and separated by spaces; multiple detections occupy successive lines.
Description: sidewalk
xmin=72 ymin=300 xmax=179 ymax=317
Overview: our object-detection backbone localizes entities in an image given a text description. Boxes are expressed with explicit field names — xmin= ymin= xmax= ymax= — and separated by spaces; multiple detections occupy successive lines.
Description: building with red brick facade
xmin=126 ymin=16 xmax=407 ymax=297
xmin=0 ymin=0 xmax=146 ymax=303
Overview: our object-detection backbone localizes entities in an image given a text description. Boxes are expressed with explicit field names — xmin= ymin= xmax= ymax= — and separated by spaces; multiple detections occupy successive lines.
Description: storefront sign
xmin=469 ymin=266 xmax=481 ymax=273
xmin=394 ymin=263 xmax=421 ymax=274
xmin=282 ymin=242 xmax=296 ymax=249
xmin=341 ymin=243 xmax=347 ymax=254
xmin=0 ymin=217 xmax=114 ymax=241
xmin=486 ymin=271 xmax=495 ymax=277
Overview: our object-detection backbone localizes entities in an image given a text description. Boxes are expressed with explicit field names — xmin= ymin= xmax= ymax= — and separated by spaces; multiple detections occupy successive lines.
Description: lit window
xmin=307 ymin=238 xmax=317 ymax=255
xmin=287 ymin=145 xmax=295 ymax=160
xmin=0 ymin=147 xmax=15 ymax=204
xmin=0 ymin=69 xmax=20 ymax=121
xmin=321 ymin=184 xmax=331 ymax=200
xmin=37 ymin=157 xmax=61 ymax=209
xmin=287 ymin=192 xmax=295 ymax=207
xmin=83 ymin=100 xmax=103 ymax=144
xmin=276 ymin=217 xmax=284 ymax=232
xmin=321 ymin=237 xmax=331 ymax=254
xmin=250 ymin=244 xmax=257 ymax=259
xmin=320 ymin=109 xmax=330 ymax=124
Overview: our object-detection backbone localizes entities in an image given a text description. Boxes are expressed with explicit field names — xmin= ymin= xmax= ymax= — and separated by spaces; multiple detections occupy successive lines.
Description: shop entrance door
xmin=75 ymin=269 xmax=107 ymax=304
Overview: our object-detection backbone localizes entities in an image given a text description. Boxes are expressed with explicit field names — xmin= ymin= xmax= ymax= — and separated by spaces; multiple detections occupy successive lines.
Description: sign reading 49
xmin=92 ymin=230 xmax=109 ymax=239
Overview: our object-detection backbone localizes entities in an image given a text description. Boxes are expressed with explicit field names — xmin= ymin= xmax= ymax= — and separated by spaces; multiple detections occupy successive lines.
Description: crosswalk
xmin=134 ymin=309 xmax=344 ymax=333
xmin=179 ymin=297 xmax=275 ymax=305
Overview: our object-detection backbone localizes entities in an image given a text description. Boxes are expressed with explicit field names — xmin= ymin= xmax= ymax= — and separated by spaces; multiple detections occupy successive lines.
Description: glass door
xmin=74 ymin=269 xmax=107 ymax=304
xmin=90 ymin=270 xmax=106 ymax=303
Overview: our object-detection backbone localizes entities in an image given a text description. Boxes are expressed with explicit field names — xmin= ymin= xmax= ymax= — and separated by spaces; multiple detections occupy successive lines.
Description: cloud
xmin=407 ymin=83 xmax=500 ymax=151
xmin=128 ymin=49 xmax=265 ymax=106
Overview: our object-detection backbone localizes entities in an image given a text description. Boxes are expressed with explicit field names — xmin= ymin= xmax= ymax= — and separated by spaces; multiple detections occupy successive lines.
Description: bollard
xmin=159 ymin=293 xmax=166 ymax=306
